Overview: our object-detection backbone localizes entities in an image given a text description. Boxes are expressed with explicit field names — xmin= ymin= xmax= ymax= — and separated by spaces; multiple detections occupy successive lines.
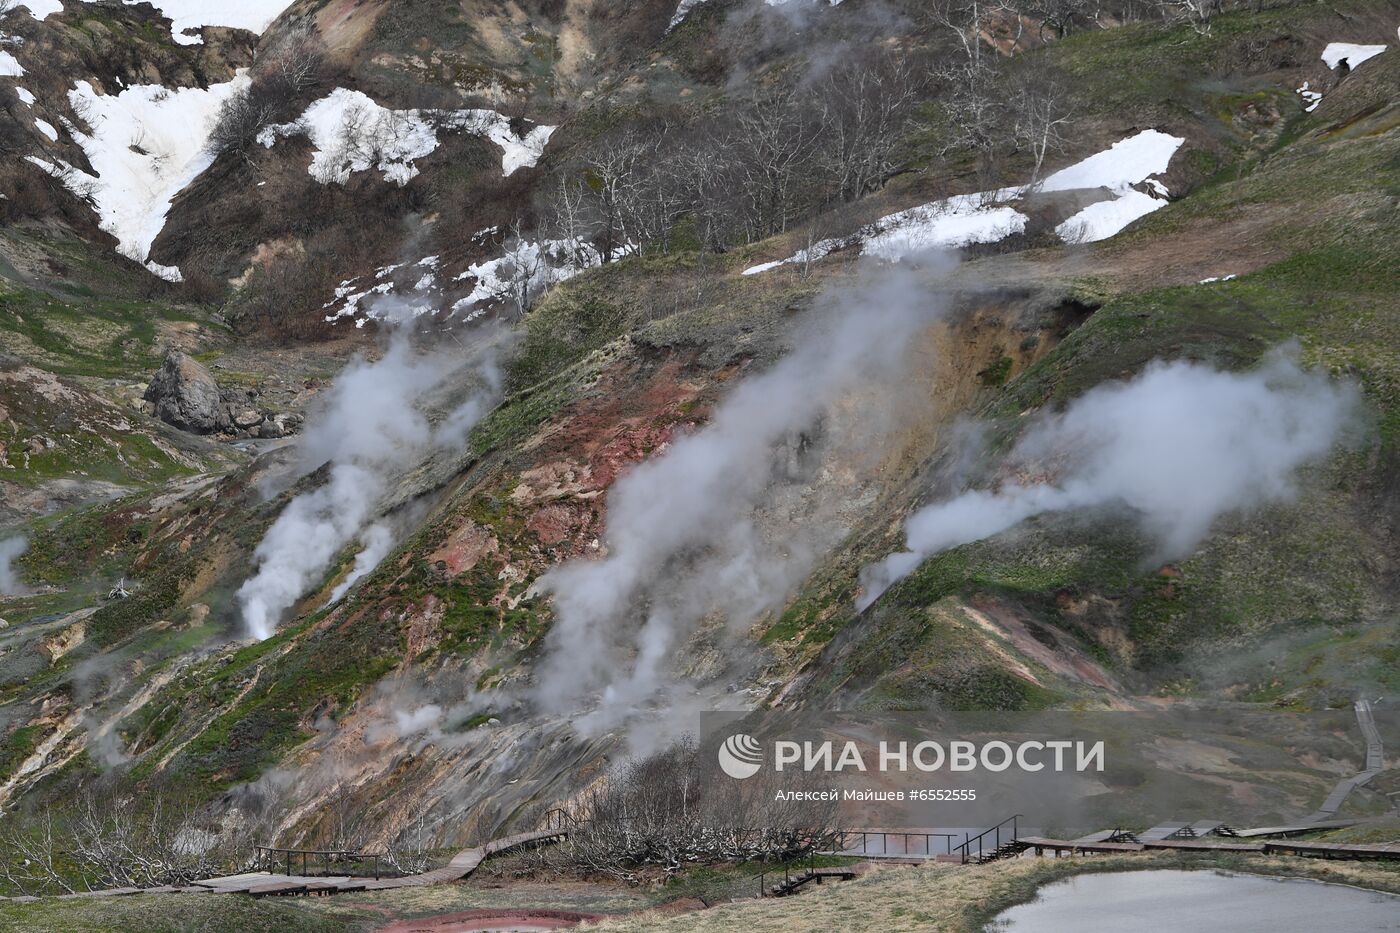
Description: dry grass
xmin=585 ymin=853 xmax=1400 ymax=933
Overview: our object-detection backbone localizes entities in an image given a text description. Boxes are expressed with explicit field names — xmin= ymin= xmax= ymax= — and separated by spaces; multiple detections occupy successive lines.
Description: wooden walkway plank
xmin=1018 ymin=836 xmax=1146 ymax=854
xmin=1142 ymin=840 xmax=1265 ymax=853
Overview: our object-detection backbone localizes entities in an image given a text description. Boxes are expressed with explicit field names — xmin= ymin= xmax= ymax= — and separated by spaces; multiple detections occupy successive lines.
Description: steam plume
xmin=535 ymin=261 xmax=955 ymax=725
xmin=0 ymin=536 xmax=27 ymax=596
xmin=237 ymin=330 xmax=506 ymax=640
xmin=859 ymin=349 xmax=1364 ymax=608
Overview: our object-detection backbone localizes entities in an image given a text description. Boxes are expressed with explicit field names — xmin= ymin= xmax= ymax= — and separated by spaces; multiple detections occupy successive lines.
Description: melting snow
xmin=0 ymin=52 xmax=23 ymax=78
xmin=27 ymin=76 xmax=249 ymax=280
xmin=1321 ymin=42 xmax=1387 ymax=70
xmin=324 ymin=238 xmax=616 ymax=327
xmin=743 ymin=129 xmax=1184 ymax=274
xmin=449 ymin=239 xmax=612 ymax=319
xmin=15 ymin=87 xmax=35 ymax=106
xmin=34 ymin=117 xmax=58 ymax=141
xmin=1049 ymin=130 xmax=1184 ymax=242
xmin=1296 ymin=82 xmax=1323 ymax=112
xmin=743 ymin=194 xmax=1027 ymax=275
xmin=258 ymin=88 xmax=555 ymax=185
xmin=1198 ymin=274 xmax=1237 ymax=284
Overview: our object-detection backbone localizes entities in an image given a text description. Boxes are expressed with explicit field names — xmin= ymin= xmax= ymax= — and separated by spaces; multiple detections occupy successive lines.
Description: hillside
xmin=0 ymin=0 xmax=1397 ymax=922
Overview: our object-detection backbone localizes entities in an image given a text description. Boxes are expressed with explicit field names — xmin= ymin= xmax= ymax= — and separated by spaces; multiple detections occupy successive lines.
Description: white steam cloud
xmin=859 ymin=349 xmax=1363 ymax=608
xmin=535 ymin=262 xmax=953 ymax=727
xmin=237 ymin=331 xmax=506 ymax=640
xmin=0 ymin=536 xmax=28 ymax=596
xmin=328 ymin=522 xmax=395 ymax=605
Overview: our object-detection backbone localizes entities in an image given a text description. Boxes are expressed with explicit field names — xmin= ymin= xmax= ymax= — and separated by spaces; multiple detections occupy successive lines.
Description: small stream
xmin=989 ymin=869 xmax=1400 ymax=931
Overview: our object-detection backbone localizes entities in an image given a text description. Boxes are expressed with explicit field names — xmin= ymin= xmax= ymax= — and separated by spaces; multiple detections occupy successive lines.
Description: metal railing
xmin=756 ymin=849 xmax=819 ymax=897
xmin=253 ymin=846 xmax=382 ymax=880
xmin=951 ymin=814 xmax=1022 ymax=864
xmin=828 ymin=830 xmax=961 ymax=858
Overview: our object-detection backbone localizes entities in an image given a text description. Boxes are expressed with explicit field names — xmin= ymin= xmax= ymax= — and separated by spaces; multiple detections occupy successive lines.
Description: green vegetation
xmin=0 ymin=279 xmax=209 ymax=379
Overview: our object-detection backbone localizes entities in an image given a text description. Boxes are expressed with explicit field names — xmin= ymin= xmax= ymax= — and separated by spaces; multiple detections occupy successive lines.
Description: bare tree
xmin=0 ymin=809 xmax=76 ymax=896
xmin=1015 ymin=0 xmax=1102 ymax=38
xmin=922 ymin=0 xmax=1023 ymax=64
xmin=207 ymin=25 xmax=330 ymax=167
xmin=727 ymin=85 xmax=824 ymax=241
xmin=817 ymin=48 xmax=930 ymax=203
xmin=550 ymin=738 xmax=838 ymax=883
xmin=487 ymin=218 xmax=547 ymax=318
xmin=0 ymin=787 xmax=249 ymax=896
xmin=1008 ymin=61 xmax=1075 ymax=186
xmin=543 ymin=174 xmax=594 ymax=266
xmin=1153 ymin=0 xmax=1218 ymax=33
xmin=578 ymin=127 xmax=651 ymax=263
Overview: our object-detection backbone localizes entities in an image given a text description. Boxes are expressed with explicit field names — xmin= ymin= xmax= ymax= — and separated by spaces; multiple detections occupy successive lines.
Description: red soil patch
xmin=533 ymin=355 xmax=708 ymax=469
xmin=373 ymin=908 xmax=603 ymax=932
xmin=428 ymin=521 xmax=500 ymax=576
xmin=525 ymin=503 xmax=589 ymax=547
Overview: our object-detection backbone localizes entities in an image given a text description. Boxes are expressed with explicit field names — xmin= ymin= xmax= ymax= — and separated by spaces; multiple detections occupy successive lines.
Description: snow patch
xmin=862 ymin=198 xmax=1027 ymax=260
xmin=31 ymin=76 xmax=248 ymax=278
xmin=324 ymin=238 xmax=618 ymax=327
xmin=15 ymin=87 xmax=35 ymax=106
xmin=1039 ymin=129 xmax=1183 ymax=193
xmin=1045 ymin=129 xmax=1184 ymax=242
xmin=1296 ymin=82 xmax=1322 ymax=112
xmin=1321 ymin=42 xmax=1387 ymax=70
xmin=259 ymin=88 xmax=555 ymax=184
xmin=742 ymin=129 xmax=1183 ymax=274
xmin=34 ymin=117 xmax=57 ymax=141
xmin=0 ymin=51 xmax=23 ymax=78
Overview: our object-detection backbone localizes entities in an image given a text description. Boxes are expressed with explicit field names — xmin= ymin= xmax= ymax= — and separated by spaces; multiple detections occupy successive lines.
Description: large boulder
xmin=144 ymin=351 xmax=230 ymax=434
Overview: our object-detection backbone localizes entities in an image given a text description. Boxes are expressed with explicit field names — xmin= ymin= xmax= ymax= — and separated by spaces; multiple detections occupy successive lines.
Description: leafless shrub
xmin=1153 ymin=0 xmax=1218 ymax=32
xmin=817 ymin=47 xmax=930 ymax=204
xmin=207 ymin=26 xmax=332 ymax=167
xmin=0 ymin=787 xmax=251 ymax=896
xmin=1007 ymin=58 xmax=1075 ymax=187
xmin=547 ymin=738 xmax=838 ymax=884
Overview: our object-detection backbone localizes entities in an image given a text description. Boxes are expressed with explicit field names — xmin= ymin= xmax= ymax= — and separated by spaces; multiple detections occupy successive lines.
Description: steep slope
xmin=0 ymin=0 xmax=1397 ymax=856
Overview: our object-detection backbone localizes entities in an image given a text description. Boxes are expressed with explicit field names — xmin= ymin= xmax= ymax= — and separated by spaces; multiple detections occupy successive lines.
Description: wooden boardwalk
xmin=1141 ymin=840 xmax=1265 ymax=853
xmin=7 ymin=828 xmax=567 ymax=901
xmin=1231 ymin=820 xmax=1358 ymax=839
xmin=1020 ymin=834 xmax=1400 ymax=862
xmin=1018 ymin=836 xmax=1145 ymax=855
xmin=1262 ymin=841 xmax=1400 ymax=860
xmin=1305 ymin=700 xmax=1386 ymax=823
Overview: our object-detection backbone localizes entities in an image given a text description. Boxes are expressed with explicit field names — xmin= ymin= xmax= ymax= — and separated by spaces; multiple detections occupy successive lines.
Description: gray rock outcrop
xmin=144 ymin=351 xmax=230 ymax=434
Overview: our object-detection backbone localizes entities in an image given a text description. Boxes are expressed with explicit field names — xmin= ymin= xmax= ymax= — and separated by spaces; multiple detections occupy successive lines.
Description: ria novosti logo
xmin=717 ymin=733 xmax=764 ymax=779
xmin=717 ymin=733 xmax=1105 ymax=779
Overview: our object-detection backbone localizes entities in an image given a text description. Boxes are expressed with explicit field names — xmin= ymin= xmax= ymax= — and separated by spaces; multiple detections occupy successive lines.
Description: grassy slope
xmin=766 ymin=10 xmax=1400 ymax=711
xmin=1 ymin=851 xmax=1396 ymax=932
xmin=589 ymin=852 xmax=1400 ymax=933
xmin=3 ymin=0 xmax=1397 ymax=857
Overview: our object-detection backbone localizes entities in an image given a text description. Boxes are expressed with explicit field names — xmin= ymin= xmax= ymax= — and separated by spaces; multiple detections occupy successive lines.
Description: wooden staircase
xmin=767 ymin=867 xmax=857 ymax=897
xmin=974 ymin=840 xmax=1027 ymax=865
